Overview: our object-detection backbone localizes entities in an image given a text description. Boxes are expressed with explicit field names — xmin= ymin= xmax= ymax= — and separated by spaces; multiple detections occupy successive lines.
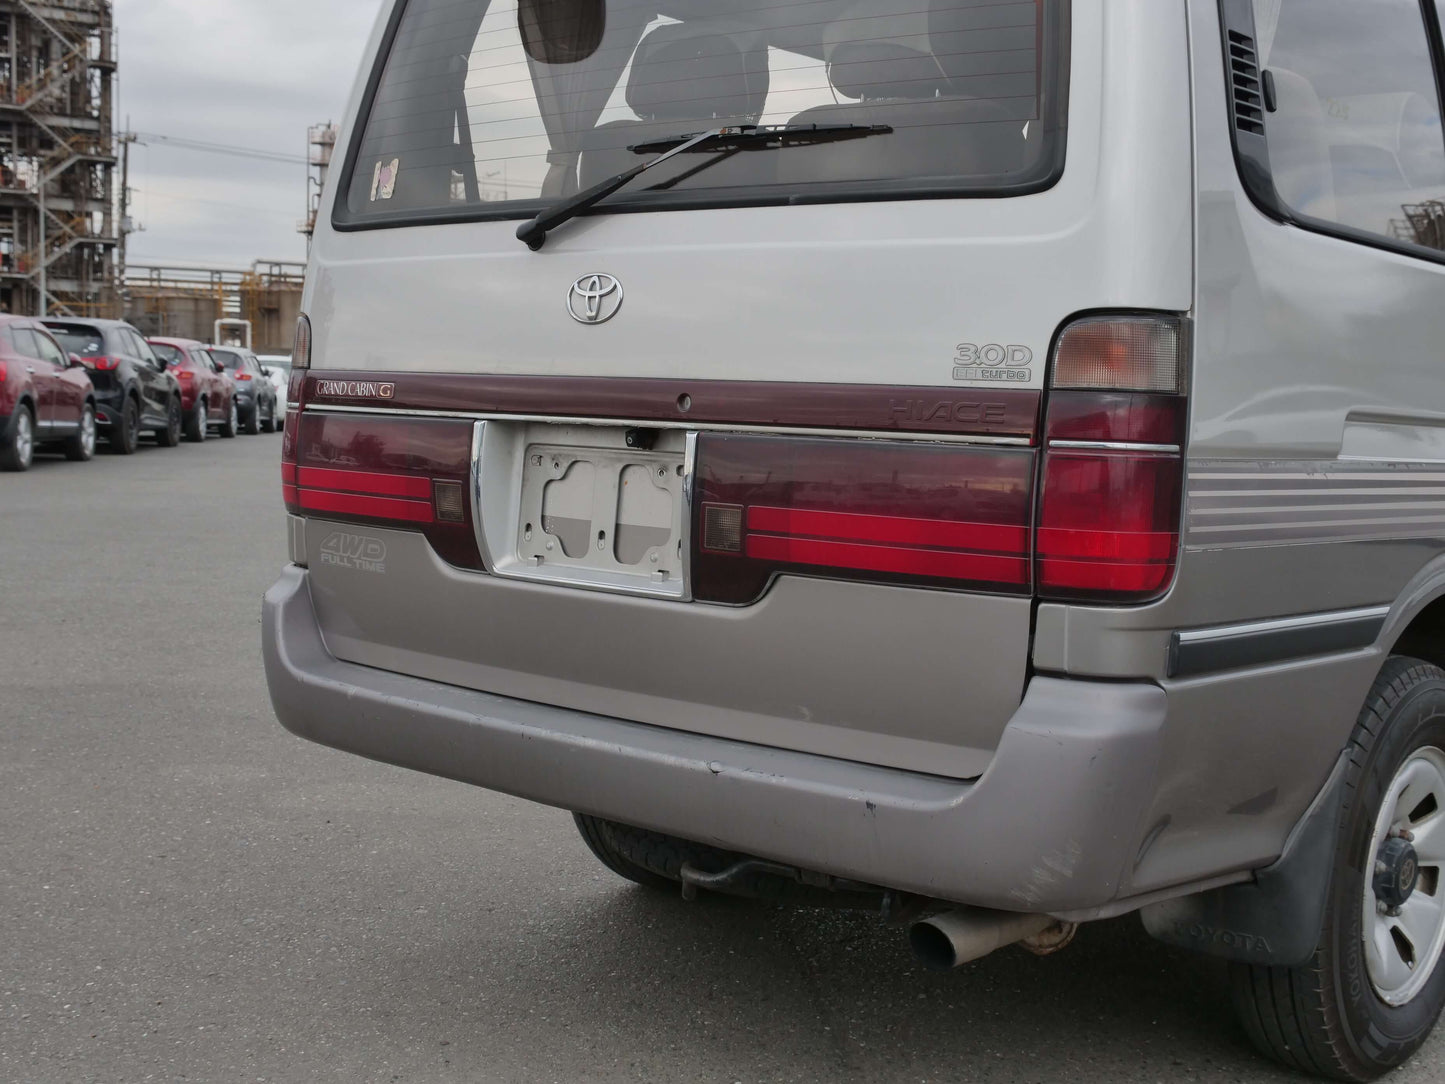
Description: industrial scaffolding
xmin=0 ymin=0 xmax=116 ymax=317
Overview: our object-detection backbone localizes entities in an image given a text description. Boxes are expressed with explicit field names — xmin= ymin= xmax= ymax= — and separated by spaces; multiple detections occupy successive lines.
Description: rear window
xmin=211 ymin=349 xmax=243 ymax=371
xmin=339 ymin=0 xmax=1070 ymax=229
xmin=151 ymin=343 xmax=186 ymax=365
xmin=46 ymin=324 xmax=104 ymax=356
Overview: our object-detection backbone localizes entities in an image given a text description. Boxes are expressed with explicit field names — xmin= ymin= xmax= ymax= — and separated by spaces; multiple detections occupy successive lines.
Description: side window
xmin=127 ymin=330 xmax=159 ymax=365
xmin=32 ymin=328 xmax=67 ymax=367
xmin=1253 ymin=0 xmax=1445 ymax=251
xmin=11 ymin=327 xmax=42 ymax=360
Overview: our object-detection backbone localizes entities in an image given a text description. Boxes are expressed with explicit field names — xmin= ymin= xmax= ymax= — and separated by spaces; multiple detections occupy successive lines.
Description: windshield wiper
xmin=516 ymin=124 xmax=892 ymax=251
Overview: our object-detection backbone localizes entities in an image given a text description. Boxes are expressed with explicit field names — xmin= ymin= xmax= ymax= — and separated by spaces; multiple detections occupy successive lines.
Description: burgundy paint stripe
xmin=298 ymin=489 xmax=435 ymax=523
xmin=304 ymin=372 xmax=1040 ymax=439
xmin=298 ymin=466 xmax=432 ymax=500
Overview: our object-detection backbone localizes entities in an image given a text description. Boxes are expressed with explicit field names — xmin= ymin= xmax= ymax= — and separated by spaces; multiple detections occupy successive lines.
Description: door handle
xmin=25 ymin=366 xmax=34 ymax=373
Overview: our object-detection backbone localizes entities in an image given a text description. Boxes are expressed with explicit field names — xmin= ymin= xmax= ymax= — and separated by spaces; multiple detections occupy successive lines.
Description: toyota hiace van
xmin=266 ymin=1 xmax=1445 ymax=1076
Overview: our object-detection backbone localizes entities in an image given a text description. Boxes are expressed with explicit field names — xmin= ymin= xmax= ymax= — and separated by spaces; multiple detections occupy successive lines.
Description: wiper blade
xmin=629 ymin=123 xmax=892 ymax=156
xmin=516 ymin=123 xmax=891 ymax=251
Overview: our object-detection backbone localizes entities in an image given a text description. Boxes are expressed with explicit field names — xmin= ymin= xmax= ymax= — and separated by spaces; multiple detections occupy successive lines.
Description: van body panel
xmin=303 ymin=522 xmax=1030 ymax=780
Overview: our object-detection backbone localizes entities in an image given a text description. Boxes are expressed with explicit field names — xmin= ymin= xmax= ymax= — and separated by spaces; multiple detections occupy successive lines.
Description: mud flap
xmin=1140 ymin=751 xmax=1349 ymax=967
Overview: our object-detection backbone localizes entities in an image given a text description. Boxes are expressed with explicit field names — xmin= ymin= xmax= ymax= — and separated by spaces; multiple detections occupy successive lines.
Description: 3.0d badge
xmin=567 ymin=273 xmax=624 ymax=325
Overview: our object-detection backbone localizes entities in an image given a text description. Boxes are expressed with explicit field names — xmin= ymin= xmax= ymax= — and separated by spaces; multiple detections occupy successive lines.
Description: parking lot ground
xmin=2 ymin=434 xmax=1444 ymax=1084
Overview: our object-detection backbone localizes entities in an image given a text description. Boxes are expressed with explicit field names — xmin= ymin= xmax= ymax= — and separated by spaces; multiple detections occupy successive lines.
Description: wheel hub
xmin=1375 ymin=835 xmax=1421 ymax=911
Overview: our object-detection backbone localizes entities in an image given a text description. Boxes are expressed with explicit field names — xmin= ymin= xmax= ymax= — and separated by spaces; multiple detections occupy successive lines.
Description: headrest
xmin=829 ymin=42 xmax=946 ymax=101
xmin=928 ymin=0 xmax=1038 ymax=91
xmin=626 ymin=25 xmax=768 ymax=122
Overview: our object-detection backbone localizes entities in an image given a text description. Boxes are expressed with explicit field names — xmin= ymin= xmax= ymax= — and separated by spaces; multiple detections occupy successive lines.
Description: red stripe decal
xmin=298 ymin=489 xmax=434 ymax=523
xmin=747 ymin=535 xmax=1029 ymax=584
xmin=748 ymin=506 xmax=1028 ymax=555
xmin=297 ymin=466 xmax=433 ymax=499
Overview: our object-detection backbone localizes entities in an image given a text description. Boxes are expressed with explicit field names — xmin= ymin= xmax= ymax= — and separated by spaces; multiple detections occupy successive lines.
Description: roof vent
xmin=1227 ymin=30 xmax=1265 ymax=135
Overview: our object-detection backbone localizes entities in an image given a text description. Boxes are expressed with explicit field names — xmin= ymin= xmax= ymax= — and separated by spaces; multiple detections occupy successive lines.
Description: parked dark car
xmin=209 ymin=345 xmax=278 ymax=435
xmin=43 ymin=318 xmax=183 ymax=453
xmin=148 ymin=337 xmax=237 ymax=442
xmin=0 ymin=316 xmax=97 ymax=470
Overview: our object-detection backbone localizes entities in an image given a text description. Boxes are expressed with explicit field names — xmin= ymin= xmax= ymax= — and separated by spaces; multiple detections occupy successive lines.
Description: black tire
xmin=1232 ymin=656 xmax=1445 ymax=1081
xmin=242 ymin=402 xmax=261 ymax=435
xmin=154 ymin=397 xmax=182 ymax=447
xmin=572 ymin=814 xmax=878 ymax=907
xmin=218 ymin=398 xmax=237 ymax=439
xmin=63 ymin=403 xmax=96 ymax=461
xmin=185 ymin=398 xmax=207 ymax=443
xmin=573 ymin=814 xmax=677 ymax=891
xmin=0 ymin=402 xmax=33 ymax=471
xmin=108 ymin=396 xmax=140 ymax=455
xmin=261 ymin=398 xmax=277 ymax=433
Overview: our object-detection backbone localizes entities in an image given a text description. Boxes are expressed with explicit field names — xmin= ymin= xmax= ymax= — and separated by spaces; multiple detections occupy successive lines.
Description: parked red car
xmin=0 ymin=315 xmax=97 ymax=470
xmin=148 ymin=337 xmax=237 ymax=442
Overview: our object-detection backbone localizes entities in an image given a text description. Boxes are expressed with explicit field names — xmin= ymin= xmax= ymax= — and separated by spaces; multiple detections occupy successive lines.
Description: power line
xmin=131 ymin=131 xmax=308 ymax=166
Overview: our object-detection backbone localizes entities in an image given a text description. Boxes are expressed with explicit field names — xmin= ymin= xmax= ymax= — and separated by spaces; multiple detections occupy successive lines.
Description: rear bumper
xmin=264 ymin=565 xmax=1176 ymax=913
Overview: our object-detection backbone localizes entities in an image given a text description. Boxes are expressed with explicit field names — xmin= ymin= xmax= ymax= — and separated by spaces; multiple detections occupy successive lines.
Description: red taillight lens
xmin=0 ymin=361 xmax=7 ymax=381
xmin=92 ymin=356 xmax=122 ymax=371
xmin=175 ymin=370 xmax=193 ymax=381
xmin=235 ymin=373 xmax=253 ymax=381
xmin=692 ymin=434 xmax=1034 ymax=605
xmin=1036 ymin=314 xmax=1188 ymax=604
xmin=286 ymin=412 xmax=481 ymax=569
xmin=293 ymin=313 xmax=312 ymax=370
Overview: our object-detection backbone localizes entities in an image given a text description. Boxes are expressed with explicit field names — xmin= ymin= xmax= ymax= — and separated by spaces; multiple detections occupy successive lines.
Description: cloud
xmin=115 ymin=0 xmax=386 ymax=267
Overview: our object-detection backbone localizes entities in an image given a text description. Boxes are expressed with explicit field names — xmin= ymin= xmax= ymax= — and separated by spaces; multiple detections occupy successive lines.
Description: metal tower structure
xmin=300 ymin=123 xmax=336 ymax=247
xmin=0 ymin=0 xmax=116 ymax=317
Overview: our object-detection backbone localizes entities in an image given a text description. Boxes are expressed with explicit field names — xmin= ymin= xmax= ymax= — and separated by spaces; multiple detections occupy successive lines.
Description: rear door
xmin=11 ymin=327 xmax=56 ymax=429
xmin=31 ymin=326 xmax=79 ymax=428
xmin=295 ymin=0 xmax=1195 ymax=778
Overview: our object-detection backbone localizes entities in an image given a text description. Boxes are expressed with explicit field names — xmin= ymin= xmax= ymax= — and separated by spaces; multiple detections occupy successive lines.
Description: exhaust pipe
xmin=908 ymin=908 xmax=1058 ymax=970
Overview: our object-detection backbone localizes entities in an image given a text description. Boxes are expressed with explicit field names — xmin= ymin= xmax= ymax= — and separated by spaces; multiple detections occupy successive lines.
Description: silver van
xmin=265 ymin=1 xmax=1445 ymax=1077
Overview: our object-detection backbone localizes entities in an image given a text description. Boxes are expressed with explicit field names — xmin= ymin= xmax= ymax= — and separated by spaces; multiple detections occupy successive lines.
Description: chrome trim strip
xmin=1175 ymin=606 xmax=1392 ymax=645
xmin=681 ymin=431 xmax=698 ymax=603
xmin=1048 ymin=440 xmax=1181 ymax=453
xmin=303 ymin=403 xmax=1034 ymax=447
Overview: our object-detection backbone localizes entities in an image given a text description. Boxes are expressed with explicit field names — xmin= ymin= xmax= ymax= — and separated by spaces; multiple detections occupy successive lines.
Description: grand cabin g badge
xmin=315 ymin=379 xmax=396 ymax=400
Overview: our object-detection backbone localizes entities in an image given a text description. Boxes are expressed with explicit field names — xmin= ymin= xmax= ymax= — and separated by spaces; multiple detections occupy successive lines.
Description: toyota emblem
xmin=567 ymin=273 xmax=624 ymax=325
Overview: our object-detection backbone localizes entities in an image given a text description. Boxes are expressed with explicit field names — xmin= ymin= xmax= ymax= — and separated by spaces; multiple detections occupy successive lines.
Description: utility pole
xmin=118 ymin=128 xmax=137 ymax=289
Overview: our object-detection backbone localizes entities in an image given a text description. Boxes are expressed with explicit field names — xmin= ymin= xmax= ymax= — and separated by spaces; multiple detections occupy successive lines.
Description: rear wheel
xmin=261 ymin=398 xmax=276 ymax=433
xmin=108 ymin=397 xmax=139 ymax=455
xmin=242 ymin=401 xmax=261 ymax=435
xmin=155 ymin=397 xmax=182 ymax=447
xmin=219 ymin=399 xmax=237 ymax=439
xmin=573 ymin=814 xmax=676 ymax=891
xmin=63 ymin=403 xmax=96 ymax=461
xmin=1 ymin=403 xmax=34 ymax=471
xmin=1232 ymin=657 xmax=1445 ymax=1081
xmin=185 ymin=398 xmax=207 ymax=443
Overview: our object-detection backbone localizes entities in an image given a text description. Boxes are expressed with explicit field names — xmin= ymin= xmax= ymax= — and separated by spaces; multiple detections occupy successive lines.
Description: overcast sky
xmin=115 ymin=0 xmax=385 ymax=269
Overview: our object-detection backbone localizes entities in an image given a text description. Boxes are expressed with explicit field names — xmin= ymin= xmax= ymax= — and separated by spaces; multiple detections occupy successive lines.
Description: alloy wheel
xmin=14 ymin=408 xmax=32 ymax=466
xmin=80 ymin=407 xmax=95 ymax=457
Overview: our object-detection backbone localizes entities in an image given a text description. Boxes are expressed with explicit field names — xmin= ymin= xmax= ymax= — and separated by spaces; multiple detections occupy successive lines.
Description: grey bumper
xmin=263 ymin=566 xmax=1169 ymax=913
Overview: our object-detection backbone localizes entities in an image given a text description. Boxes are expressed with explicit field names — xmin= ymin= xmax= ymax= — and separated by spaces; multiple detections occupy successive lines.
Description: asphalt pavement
xmin=3 ymin=432 xmax=1444 ymax=1084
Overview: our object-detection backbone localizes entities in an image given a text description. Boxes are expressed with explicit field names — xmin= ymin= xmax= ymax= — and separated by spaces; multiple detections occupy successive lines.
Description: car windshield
xmin=342 ymin=0 xmax=1069 ymax=226
xmin=46 ymin=324 xmax=104 ymax=356
xmin=150 ymin=343 xmax=185 ymax=365
xmin=211 ymin=349 xmax=244 ymax=371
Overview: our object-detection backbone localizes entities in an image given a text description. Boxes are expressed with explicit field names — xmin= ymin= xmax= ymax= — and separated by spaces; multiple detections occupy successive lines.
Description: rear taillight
xmin=293 ymin=313 xmax=311 ymax=370
xmin=283 ymin=412 xmax=481 ymax=570
xmin=692 ymin=435 xmax=1034 ymax=605
xmin=1036 ymin=314 xmax=1187 ymax=604
xmin=175 ymin=370 xmax=193 ymax=381
xmin=235 ymin=373 xmax=253 ymax=381
xmin=92 ymin=356 xmax=122 ymax=371
xmin=0 ymin=361 xmax=6 ymax=381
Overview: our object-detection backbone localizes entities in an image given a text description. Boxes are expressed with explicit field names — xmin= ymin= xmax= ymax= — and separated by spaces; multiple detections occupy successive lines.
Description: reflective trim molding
xmin=1169 ymin=605 xmax=1390 ymax=678
xmin=1186 ymin=460 xmax=1445 ymax=549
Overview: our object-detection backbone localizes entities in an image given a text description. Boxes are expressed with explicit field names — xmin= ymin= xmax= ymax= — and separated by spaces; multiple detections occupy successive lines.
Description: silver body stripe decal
xmin=1186 ymin=462 xmax=1445 ymax=549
